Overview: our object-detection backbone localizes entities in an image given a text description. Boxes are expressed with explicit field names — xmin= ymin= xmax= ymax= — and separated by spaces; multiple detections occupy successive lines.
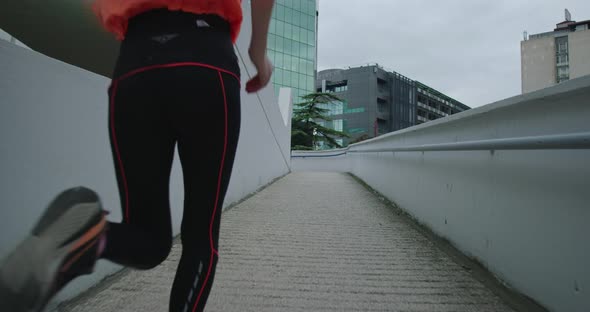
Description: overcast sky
xmin=317 ymin=0 xmax=590 ymax=107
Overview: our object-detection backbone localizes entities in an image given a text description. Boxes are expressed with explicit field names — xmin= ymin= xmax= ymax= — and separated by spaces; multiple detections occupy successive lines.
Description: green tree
xmin=291 ymin=92 xmax=350 ymax=150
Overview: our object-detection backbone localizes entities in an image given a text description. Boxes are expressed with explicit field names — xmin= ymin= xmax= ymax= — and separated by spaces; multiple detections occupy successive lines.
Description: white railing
xmin=344 ymin=132 xmax=590 ymax=152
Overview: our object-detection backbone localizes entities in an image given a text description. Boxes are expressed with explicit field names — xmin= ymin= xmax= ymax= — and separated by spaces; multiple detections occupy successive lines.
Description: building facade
xmin=267 ymin=0 xmax=318 ymax=102
xmin=415 ymin=82 xmax=468 ymax=125
xmin=316 ymin=65 xmax=470 ymax=147
xmin=521 ymin=11 xmax=590 ymax=94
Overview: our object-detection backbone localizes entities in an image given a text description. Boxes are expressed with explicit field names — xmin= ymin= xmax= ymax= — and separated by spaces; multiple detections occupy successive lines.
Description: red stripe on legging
xmin=192 ymin=71 xmax=229 ymax=312
xmin=109 ymin=81 xmax=131 ymax=221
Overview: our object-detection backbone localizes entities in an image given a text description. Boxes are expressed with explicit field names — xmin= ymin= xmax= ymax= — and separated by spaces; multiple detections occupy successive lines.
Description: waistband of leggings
xmin=126 ymin=9 xmax=231 ymax=39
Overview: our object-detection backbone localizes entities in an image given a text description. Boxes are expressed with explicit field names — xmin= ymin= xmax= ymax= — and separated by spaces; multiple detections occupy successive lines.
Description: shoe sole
xmin=0 ymin=187 xmax=105 ymax=312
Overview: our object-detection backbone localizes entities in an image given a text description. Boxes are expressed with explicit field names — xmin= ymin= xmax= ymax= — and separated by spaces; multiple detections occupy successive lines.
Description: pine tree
xmin=291 ymin=92 xmax=350 ymax=150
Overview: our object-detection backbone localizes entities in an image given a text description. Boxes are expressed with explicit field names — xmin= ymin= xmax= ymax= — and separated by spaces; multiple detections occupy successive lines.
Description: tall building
xmin=316 ymin=65 xmax=470 ymax=147
xmin=521 ymin=10 xmax=590 ymax=94
xmin=267 ymin=0 xmax=318 ymax=102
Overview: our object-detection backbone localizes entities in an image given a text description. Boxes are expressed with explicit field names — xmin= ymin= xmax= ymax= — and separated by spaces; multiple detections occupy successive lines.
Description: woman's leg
xmin=101 ymin=71 xmax=177 ymax=269
xmin=165 ymin=67 xmax=241 ymax=312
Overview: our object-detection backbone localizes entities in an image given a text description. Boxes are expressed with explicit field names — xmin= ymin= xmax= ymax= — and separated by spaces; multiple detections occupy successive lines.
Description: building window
xmin=326 ymin=83 xmax=348 ymax=93
xmin=348 ymin=127 xmax=367 ymax=134
xmin=317 ymin=100 xmax=366 ymax=116
xmin=557 ymin=54 xmax=569 ymax=66
xmin=557 ymin=66 xmax=570 ymax=83
xmin=333 ymin=120 xmax=344 ymax=132
xmin=344 ymin=107 xmax=365 ymax=114
xmin=317 ymin=101 xmax=344 ymax=116
xmin=555 ymin=36 xmax=570 ymax=83
xmin=557 ymin=41 xmax=568 ymax=54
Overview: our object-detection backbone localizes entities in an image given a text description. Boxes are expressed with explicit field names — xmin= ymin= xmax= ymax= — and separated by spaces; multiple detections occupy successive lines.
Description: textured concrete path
xmin=58 ymin=172 xmax=515 ymax=312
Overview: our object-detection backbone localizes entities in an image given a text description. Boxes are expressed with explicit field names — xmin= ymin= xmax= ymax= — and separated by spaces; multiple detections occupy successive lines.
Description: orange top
xmin=92 ymin=0 xmax=243 ymax=42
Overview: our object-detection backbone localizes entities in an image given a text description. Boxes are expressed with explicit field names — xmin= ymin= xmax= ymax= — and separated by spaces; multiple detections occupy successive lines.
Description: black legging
xmin=100 ymin=10 xmax=241 ymax=312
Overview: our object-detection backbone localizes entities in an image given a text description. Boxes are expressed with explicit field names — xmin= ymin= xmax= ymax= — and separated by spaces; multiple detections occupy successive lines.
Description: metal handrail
xmin=292 ymin=132 xmax=590 ymax=157
xmin=292 ymin=152 xmax=347 ymax=158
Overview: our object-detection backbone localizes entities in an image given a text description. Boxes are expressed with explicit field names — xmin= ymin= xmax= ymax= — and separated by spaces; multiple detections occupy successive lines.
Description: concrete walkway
xmin=58 ymin=172 xmax=515 ymax=312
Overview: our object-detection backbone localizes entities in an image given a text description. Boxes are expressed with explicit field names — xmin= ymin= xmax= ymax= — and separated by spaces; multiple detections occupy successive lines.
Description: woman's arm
xmin=246 ymin=0 xmax=275 ymax=93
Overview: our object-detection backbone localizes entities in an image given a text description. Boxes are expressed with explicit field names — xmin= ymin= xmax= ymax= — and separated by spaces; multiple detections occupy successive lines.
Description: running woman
xmin=0 ymin=0 xmax=274 ymax=311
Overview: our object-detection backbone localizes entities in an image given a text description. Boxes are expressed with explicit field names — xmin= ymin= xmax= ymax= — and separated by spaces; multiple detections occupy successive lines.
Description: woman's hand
xmin=246 ymin=49 xmax=273 ymax=93
xmin=247 ymin=0 xmax=275 ymax=93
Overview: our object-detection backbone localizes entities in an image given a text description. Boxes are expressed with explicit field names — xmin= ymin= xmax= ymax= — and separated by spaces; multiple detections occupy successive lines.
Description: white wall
xmin=0 ymin=2 xmax=291 ymax=307
xmin=521 ymin=36 xmax=556 ymax=94
xmin=0 ymin=39 xmax=123 ymax=308
xmin=569 ymin=29 xmax=590 ymax=80
xmin=292 ymin=75 xmax=590 ymax=312
xmin=0 ymin=28 xmax=30 ymax=49
xmin=225 ymin=3 xmax=292 ymax=206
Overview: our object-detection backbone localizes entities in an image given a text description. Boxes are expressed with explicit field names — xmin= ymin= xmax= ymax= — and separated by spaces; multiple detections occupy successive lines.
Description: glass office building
xmin=267 ymin=0 xmax=317 ymax=103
